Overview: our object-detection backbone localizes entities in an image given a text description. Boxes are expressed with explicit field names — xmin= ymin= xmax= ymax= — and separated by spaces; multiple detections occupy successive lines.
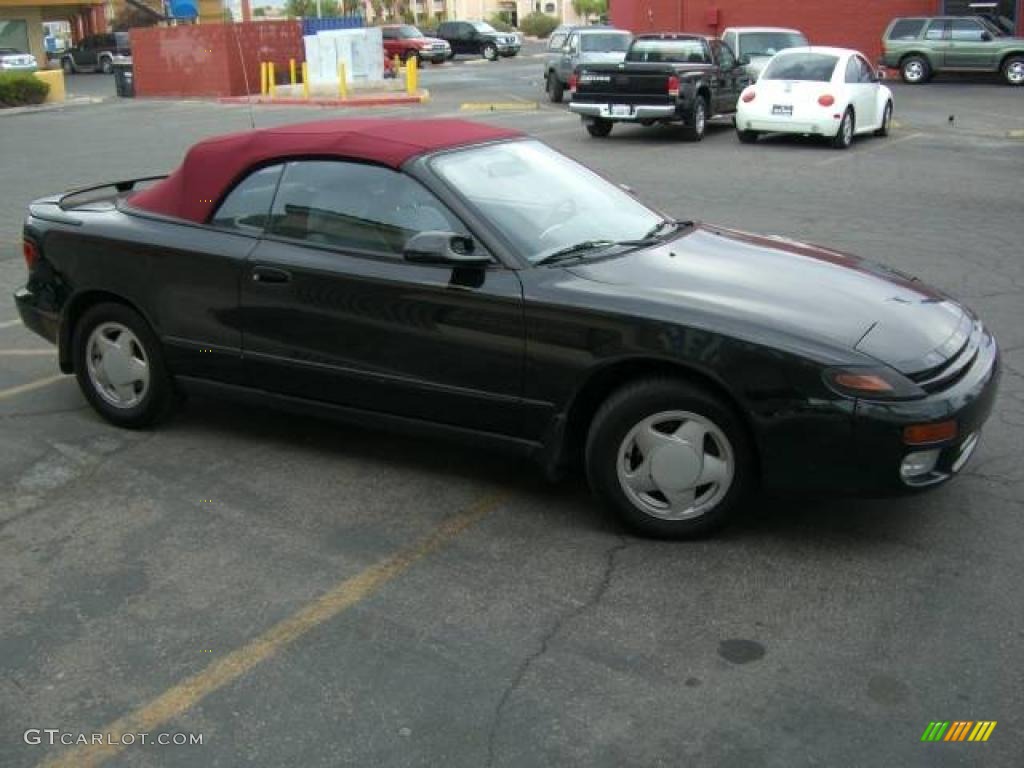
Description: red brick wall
xmin=611 ymin=0 xmax=944 ymax=62
xmin=132 ymin=21 xmax=304 ymax=98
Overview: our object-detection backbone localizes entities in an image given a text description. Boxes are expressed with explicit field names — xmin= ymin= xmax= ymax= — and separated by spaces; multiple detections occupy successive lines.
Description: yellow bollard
xmin=406 ymin=55 xmax=418 ymax=96
xmin=268 ymin=62 xmax=276 ymax=98
xmin=289 ymin=58 xmax=296 ymax=86
xmin=302 ymin=62 xmax=310 ymax=100
xmin=260 ymin=61 xmax=267 ymax=96
xmin=338 ymin=62 xmax=347 ymax=99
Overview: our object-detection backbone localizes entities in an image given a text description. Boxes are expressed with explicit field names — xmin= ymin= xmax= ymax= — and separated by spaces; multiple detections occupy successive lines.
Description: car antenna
xmin=229 ymin=15 xmax=257 ymax=131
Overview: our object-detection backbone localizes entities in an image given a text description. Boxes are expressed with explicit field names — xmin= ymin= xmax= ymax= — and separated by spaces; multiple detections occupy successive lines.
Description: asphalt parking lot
xmin=1 ymin=54 xmax=1023 ymax=767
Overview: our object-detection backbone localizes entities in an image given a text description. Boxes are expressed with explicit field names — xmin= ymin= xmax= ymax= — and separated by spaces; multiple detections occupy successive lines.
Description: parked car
xmin=568 ymin=33 xmax=751 ymax=140
xmin=543 ymin=26 xmax=632 ymax=103
xmin=60 ymin=32 xmax=131 ymax=74
xmin=435 ymin=21 xmax=520 ymax=61
xmin=735 ymin=47 xmax=894 ymax=149
xmin=14 ymin=119 xmax=998 ymax=537
xmin=720 ymin=26 xmax=809 ymax=80
xmin=881 ymin=16 xmax=1024 ymax=85
xmin=0 ymin=47 xmax=38 ymax=73
xmin=381 ymin=24 xmax=451 ymax=64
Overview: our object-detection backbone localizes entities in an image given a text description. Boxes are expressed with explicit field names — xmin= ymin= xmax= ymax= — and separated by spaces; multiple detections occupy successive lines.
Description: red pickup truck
xmin=381 ymin=25 xmax=451 ymax=64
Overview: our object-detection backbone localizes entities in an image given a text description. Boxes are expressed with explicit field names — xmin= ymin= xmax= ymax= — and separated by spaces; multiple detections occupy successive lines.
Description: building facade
xmin=609 ymin=0 xmax=1023 ymax=62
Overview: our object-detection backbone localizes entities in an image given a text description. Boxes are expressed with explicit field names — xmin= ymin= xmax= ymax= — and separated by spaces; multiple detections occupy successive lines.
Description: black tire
xmin=680 ymin=95 xmax=708 ymax=142
xmin=546 ymin=71 xmax=564 ymax=103
xmin=586 ymin=119 xmax=613 ymax=138
xmin=61 ymin=56 xmax=75 ymax=74
xmin=874 ymin=100 xmax=893 ymax=137
xmin=585 ymin=378 xmax=754 ymax=538
xmin=99 ymin=55 xmax=113 ymax=74
xmin=900 ymin=55 xmax=930 ymax=84
xmin=1002 ymin=55 xmax=1024 ymax=86
xmin=482 ymin=43 xmax=498 ymax=62
xmin=447 ymin=50 xmax=456 ymax=61
xmin=832 ymin=108 xmax=854 ymax=149
xmin=736 ymin=129 xmax=759 ymax=144
xmin=72 ymin=302 xmax=176 ymax=429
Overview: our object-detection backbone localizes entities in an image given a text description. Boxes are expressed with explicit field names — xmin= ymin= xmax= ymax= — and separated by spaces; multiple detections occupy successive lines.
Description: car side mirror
xmin=737 ymin=55 xmax=750 ymax=66
xmin=404 ymin=231 xmax=489 ymax=267
xmin=876 ymin=67 xmax=886 ymax=80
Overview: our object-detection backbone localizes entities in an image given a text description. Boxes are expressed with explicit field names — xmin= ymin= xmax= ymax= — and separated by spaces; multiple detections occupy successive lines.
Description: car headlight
xmin=823 ymin=366 xmax=926 ymax=400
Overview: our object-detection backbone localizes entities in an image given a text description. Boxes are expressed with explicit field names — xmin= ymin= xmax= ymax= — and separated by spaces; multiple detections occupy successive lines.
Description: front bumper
xmin=14 ymin=286 xmax=59 ymax=345
xmin=569 ymin=101 xmax=677 ymax=121
xmin=1 ymin=63 xmax=38 ymax=73
xmin=497 ymin=44 xmax=520 ymax=56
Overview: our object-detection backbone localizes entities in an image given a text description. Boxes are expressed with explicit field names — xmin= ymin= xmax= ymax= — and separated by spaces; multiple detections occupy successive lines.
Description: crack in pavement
xmin=484 ymin=537 xmax=629 ymax=768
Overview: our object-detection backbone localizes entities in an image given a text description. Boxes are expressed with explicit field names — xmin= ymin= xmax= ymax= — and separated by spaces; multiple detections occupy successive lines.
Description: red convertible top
xmin=129 ymin=118 xmax=521 ymax=224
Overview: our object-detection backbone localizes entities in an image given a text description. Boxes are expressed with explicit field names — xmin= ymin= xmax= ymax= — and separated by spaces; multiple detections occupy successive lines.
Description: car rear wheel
xmin=874 ymin=100 xmax=893 ymax=137
xmin=586 ymin=118 xmax=613 ymax=138
xmin=1002 ymin=56 xmax=1024 ymax=86
xmin=61 ymin=56 xmax=75 ymax=74
xmin=900 ymin=55 xmax=930 ymax=84
xmin=736 ymin=129 xmax=759 ymax=144
xmin=403 ymin=49 xmax=419 ymax=64
xmin=832 ymin=108 xmax=854 ymax=149
xmin=482 ymin=43 xmax=498 ymax=61
xmin=681 ymin=96 xmax=707 ymax=141
xmin=73 ymin=303 xmax=176 ymax=428
xmin=546 ymin=71 xmax=564 ymax=103
xmin=585 ymin=378 xmax=753 ymax=538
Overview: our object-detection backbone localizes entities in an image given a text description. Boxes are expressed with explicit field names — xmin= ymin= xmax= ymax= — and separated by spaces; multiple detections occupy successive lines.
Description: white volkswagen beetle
xmin=734 ymin=46 xmax=893 ymax=149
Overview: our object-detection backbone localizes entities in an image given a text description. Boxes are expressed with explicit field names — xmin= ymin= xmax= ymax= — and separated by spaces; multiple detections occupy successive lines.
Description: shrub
xmin=0 ymin=73 xmax=50 ymax=108
xmin=520 ymin=12 xmax=558 ymax=39
xmin=487 ymin=14 xmax=514 ymax=32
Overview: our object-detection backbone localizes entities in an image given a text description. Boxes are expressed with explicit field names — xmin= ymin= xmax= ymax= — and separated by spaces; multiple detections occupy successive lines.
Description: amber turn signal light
xmin=903 ymin=421 xmax=957 ymax=446
xmin=832 ymin=372 xmax=893 ymax=393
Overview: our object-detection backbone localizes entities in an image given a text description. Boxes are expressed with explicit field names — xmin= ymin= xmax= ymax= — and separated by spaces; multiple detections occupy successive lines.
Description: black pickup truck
xmin=568 ymin=33 xmax=751 ymax=140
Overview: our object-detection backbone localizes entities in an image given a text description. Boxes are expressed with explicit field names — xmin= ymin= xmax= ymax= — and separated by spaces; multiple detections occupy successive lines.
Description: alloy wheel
xmin=85 ymin=321 xmax=150 ymax=409
xmin=904 ymin=60 xmax=925 ymax=83
xmin=1006 ymin=60 xmax=1024 ymax=85
xmin=616 ymin=410 xmax=735 ymax=521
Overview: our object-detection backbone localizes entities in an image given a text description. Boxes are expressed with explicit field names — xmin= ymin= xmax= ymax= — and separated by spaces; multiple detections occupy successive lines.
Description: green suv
xmin=882 ymin=16 xmax=1024 ymax=85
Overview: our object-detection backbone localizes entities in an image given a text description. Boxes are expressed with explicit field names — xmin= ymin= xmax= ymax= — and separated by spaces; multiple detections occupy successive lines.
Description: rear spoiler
xmin=57 ymin=176 xmax=167 ymax=210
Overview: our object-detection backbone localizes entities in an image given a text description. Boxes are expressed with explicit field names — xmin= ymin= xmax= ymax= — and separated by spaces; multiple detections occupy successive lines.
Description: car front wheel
xmin=1003 ymin=55 xmax=1024 ymax=86
xmin=73 ymin=302 xmax=176 ymax=428
xmin=901 ymin=55 xmax=930 ymax=84
xmin=61 ymin=57 xmax=75 ymax=74
xmin=482 ymin=43 xmax=498 ymax=61
xmin=585 ymin=378 xmax=753 ymax=538
xmin=546 ymin=71 xmax=564 ymax=103
xmin=99 ymin=56 xmax=113 ymax=74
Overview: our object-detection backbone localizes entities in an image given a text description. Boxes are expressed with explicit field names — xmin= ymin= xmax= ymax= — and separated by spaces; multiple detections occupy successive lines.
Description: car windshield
xmin=977 ymin=16 xmax=1008 ymax=36
xmin=431 ymin=140 xmax=665 ymax=264
xmin=471 ymin=22 xmax=497 ymax=33
xmin=738 ymin=32 xmax=808 ymax=57
xmin=626 ymin=39 xmax=708 ymax=64
xmin=396 ymin=26 xmax=423 ymax=39
xmin=581 ymin=33 xmax=631 ymax=52
xmin=761 ymin=52 xmax=838 ymax=82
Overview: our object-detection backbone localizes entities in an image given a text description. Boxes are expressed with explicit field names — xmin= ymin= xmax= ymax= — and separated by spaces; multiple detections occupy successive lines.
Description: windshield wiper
xmin=638 ymin=218 xmax=692 ymax=242
xmin=535 ymin=240 xmax=617 ymax=266
xmin=536 ymin=220 xmax=694 ymax=266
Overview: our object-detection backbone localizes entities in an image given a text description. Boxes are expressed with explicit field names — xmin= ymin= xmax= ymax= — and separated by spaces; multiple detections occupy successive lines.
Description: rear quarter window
xmin=888 ymin=19 xmax=927 ymax=40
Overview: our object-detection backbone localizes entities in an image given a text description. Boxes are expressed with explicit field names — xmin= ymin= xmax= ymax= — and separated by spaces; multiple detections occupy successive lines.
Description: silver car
xmin=544 ymin=26 xmax=632 ymax=103
xmin=0 ymin=47 xmax=38 ymax=73
xmin=720 ymin=27 xmax=808 ymax=81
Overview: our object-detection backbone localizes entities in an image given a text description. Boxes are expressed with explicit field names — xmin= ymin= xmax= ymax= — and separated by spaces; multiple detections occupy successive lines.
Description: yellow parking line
xmin=0 ymin=373 xmax=67 ymax=401
xmin=0 ymin=318 xmax=24 ymax=329
xmin=40 ymin=491 xmax=508 ymax=768
xmin=0 ymin=349 xmax=56 ymax=356
xmin=461 ymin=101 xmax=539 ymax=111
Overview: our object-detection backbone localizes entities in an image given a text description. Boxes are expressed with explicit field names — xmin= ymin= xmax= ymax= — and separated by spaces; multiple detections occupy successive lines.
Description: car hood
xmin=564 ymin=224 xmax=968 ymax=374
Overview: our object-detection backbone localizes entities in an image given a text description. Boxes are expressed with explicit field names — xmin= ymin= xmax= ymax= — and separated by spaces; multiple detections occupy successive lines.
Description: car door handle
xmin=251 ymin=266 xmax=291 ymax=284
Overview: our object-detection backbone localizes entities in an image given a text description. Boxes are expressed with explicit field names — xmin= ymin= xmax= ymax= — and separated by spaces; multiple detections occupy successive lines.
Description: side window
xmin=209 ymin=165 xmax=283 ymax=233
xmin=461 ymin=23 xmax=475 ymax=40
xmin=718 ymin=40 xmax=735 ymax=68
xmin=382 ymin=28 xmax=396 ymax=40
xmin=858 ymin=57 xmax=875 ymax=82
xmin=844 ymin=57 xmax=860 ymax=83
xmin=889 ymin=19 xmax=926 ymax=40
xmin=267 ymin=161 xmax=469 ymax=257
xmin=950 ymin=19 xmax=986 ymax=41
xmin=548 ymin=32 xmax=567 ymax=50
xmin=722 ymin=31 xmax=736 ymax=55
xmin=567 ymin=33 xmax=579 ymax=53
xmin=924 ymin=20 xmax=947 ymax=40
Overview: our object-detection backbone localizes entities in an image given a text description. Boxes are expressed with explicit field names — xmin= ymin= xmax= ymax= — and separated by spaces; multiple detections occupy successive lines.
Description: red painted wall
xmin=132 ymin=22 xmax=304 ymax=98
xmin=610 ymin=0 xmax=946 ymax=62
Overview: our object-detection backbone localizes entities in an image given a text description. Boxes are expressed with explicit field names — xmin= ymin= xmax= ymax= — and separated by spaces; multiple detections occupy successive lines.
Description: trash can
xmin=113 ymin=62 xmax=134 ymax=98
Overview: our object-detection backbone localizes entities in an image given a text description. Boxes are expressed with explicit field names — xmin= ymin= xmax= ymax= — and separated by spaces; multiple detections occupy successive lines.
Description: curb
xmin=0 ymin=96 xmax=103 ymax=117
xmin=217 ymin=91 xmax=429 ymax=108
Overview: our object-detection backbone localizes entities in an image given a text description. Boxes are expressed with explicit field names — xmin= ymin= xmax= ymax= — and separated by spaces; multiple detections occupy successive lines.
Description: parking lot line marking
xmin=40 ymin=491 xmax=509 ymax=768
xmin=0 ymin=318 xmax=24 ymax=329
xmin=815 ymin=132 xmax=924 ymax=167
xmin=0 ymin=373 xmax=66 ymax=401
xmin=0 ymin=349 xmax=56 ymax=356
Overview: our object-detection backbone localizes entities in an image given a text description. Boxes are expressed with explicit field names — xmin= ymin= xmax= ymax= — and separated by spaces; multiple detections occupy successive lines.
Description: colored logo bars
xmin=921 ymin=721 xmax=997 ymax=742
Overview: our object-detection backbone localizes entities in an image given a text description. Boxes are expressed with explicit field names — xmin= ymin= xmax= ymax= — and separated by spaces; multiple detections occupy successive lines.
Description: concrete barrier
xmin=34 ymin=69 xmax=65 ymax=103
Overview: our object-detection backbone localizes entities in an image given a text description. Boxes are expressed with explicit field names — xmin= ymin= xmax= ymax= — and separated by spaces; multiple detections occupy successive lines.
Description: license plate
xmin=772 ymin=105 xmax=793 ymax=116
xmin=610 ymin=104 xmax=632 ymax=117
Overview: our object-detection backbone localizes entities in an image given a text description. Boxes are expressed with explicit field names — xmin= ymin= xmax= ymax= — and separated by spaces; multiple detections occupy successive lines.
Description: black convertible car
xmin=15 ymin=119 xmax=998 ymax=537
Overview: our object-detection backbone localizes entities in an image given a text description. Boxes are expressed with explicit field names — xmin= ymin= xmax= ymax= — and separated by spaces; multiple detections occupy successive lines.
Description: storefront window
xmin=0 ymin=20 xmax=30 ymax=53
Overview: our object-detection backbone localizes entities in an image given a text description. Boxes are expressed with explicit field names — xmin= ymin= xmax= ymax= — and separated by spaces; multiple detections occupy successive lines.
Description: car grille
xmin=908 ymin=320 xmax=984 ymax=393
